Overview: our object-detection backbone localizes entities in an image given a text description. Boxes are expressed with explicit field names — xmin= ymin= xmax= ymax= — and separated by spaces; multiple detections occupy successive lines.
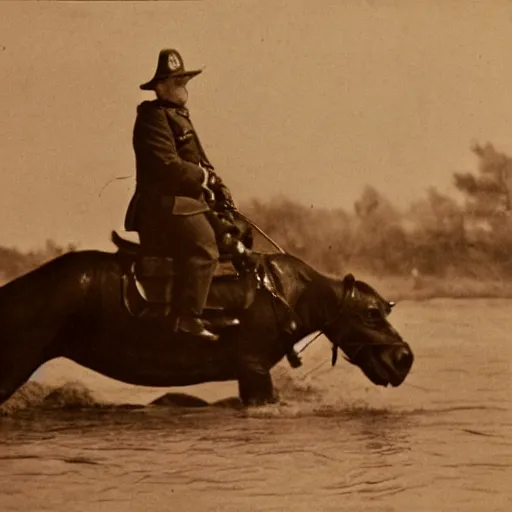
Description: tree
xmin=408 ymin=188 xmax=466 ymax=275
xmin=451 ymin=143 xmax=512 ymax=277
xmin=454 ymin=142 xmax=512 ymax=219
xmin=352 ymin=186 xmax=408 ymax=275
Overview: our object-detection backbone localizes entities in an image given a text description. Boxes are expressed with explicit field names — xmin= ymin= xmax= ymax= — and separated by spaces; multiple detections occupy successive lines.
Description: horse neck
xmin=298 ymin=274 xmax=345 ymax=334
xmin=268 ymin=254 xmax=344 ymax=334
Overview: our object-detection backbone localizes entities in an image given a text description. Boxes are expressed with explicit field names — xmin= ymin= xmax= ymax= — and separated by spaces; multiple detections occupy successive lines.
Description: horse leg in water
xmin=237 ymin=355 xmax=278 ymax=406
xmin=0 ymin=322 xmax=64 ymax=406
xmin=0 ymin=346 xmax=47 ymax=406
xmin=0 ymin=252 xmax=92 ymax=406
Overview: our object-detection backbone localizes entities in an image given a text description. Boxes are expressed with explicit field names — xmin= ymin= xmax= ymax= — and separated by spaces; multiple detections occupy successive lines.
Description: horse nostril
xmin=393 ymin=347 xmax=413 ymax=370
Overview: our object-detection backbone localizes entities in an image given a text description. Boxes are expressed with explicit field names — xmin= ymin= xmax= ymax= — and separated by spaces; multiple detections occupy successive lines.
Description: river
xmin=1 ymin=299 xmax=510 ymax=511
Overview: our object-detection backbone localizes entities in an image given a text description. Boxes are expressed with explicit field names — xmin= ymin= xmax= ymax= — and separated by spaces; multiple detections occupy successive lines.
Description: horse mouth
xmin=360 ymin=344 xmax=414 ymax=387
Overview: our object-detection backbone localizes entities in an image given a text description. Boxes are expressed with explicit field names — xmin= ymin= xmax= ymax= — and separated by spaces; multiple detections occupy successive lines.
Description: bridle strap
xmin=317 ymin=281 xmax=402 ymax=366
xmin=297 ymin=280 xmax=352 ymax=360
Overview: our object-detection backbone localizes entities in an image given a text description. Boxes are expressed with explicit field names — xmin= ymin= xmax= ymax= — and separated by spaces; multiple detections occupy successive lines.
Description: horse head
xmin=324 ymin=274 xmax=414 ymax=387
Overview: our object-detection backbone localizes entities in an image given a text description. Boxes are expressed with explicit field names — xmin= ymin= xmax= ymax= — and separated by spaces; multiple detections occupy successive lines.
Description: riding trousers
xmin=137 ymin=212 xmax=219 ymax=317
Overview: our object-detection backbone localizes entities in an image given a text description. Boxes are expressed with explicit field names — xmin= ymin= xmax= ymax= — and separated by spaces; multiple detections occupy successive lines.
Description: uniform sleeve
xmin=134 ymin=102 xmax=205 ymax=188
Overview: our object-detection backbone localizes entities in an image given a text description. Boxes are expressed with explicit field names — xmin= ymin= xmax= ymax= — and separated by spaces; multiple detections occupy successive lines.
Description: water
xmin=1 ymin=299 xmax=511 ymax=512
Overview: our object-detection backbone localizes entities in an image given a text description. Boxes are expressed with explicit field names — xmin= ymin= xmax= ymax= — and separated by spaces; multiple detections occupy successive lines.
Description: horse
xmin=0 ymin=232 xmax=414 ymax=407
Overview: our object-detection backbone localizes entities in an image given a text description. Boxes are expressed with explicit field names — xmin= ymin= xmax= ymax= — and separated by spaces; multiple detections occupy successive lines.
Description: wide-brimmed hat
xmin=139 ymin=49 xmax=203 ymax=91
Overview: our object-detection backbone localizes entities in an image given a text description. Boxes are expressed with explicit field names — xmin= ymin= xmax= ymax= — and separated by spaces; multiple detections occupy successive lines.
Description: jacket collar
xmin=157 ymin=99 xmax=190 ymax=117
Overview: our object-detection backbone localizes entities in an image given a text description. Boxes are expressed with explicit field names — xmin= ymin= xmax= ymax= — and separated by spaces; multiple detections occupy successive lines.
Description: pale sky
xmin=1 ymin=1 xmax=512 ymax=251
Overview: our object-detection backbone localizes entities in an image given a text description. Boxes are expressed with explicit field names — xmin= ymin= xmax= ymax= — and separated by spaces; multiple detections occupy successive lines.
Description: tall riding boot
xmin=169 ymin=212 xmax=223 ymax=342
xmin=176 ymin=255 xmax=219 ymax=342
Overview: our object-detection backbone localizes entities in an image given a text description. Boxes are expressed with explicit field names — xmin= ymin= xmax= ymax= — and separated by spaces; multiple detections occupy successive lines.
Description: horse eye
xmin=366 ymin=307 xmax=382 ymax=322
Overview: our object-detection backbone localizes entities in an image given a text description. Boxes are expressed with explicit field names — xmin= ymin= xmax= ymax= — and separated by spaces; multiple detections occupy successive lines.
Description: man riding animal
xmin=124 ymin=48 xmax=242 ymax=341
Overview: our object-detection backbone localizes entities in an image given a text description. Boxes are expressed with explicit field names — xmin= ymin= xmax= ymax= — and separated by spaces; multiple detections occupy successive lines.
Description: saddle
xmin=111 ymin=231 xmax=260 ymax=319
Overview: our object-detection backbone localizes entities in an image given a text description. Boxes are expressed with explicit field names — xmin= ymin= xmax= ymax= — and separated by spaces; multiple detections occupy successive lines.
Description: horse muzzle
xmin=353 ymin=341 xmax=414 ymax=388
xmin=381 ymin=342 xmax=414 ymax=387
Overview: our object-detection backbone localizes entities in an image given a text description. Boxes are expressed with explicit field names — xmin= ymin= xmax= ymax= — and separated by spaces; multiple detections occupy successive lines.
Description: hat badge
xmin=167 ymin=52 xmax=181 ymax=71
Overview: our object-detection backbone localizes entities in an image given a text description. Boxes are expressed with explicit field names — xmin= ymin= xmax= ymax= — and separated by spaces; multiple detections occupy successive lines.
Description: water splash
xmin=0 ymin=381 xmax=101 ymax=416
xmin=1 ymin=361 xmax=408 ymax=420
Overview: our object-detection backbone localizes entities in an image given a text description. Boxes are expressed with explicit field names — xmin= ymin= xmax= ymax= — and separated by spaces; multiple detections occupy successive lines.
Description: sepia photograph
xmin=0 ymin=1 xmax=511 ymax=511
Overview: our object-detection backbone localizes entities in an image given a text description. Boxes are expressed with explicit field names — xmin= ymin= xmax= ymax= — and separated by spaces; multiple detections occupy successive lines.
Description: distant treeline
xmin=0 ymin=142 xmax=511 ymax=284
xmin=0 ymin=240 xmax=76 ymax=282
xmin=241 ymin=142 xmax=512 ymax=280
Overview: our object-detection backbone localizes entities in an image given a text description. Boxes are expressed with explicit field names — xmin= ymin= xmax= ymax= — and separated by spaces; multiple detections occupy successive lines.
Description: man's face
xmin=155 ymin=76 xmax=191 ymax=106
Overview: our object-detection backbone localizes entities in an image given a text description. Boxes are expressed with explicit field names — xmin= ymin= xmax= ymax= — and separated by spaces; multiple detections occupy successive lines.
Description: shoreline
xmin=352 ymin=275 xmax=512 ymax=301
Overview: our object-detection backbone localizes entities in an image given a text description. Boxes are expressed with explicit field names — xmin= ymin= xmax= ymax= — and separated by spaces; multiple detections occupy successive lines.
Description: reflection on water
xmin=1 ymin=300 xmax=511 ymax=512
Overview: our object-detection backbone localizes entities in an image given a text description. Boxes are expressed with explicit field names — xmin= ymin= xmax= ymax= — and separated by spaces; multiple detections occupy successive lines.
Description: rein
xmin=234 ymin=210 xmax=287 ymax=254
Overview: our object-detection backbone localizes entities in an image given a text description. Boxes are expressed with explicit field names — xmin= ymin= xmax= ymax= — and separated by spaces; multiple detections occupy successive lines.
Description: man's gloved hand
xmin=205 ymin=170 xmax=222 ymax=190
xmin=199 ymin=166 xmax=216 ymax=204
xmin=200 ymin=166 xmax=236 ymax=211
xmin=216 ymin=185 xmax=236 ymax=210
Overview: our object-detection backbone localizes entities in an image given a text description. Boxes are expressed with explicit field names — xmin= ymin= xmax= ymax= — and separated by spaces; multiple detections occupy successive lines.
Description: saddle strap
xmin=257 ymin=260 xmax=301 ymax=334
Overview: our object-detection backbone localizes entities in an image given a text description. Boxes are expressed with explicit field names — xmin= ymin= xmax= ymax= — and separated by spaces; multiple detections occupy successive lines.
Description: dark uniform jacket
xmin=124 ymin=99 xmax=214 ymax=232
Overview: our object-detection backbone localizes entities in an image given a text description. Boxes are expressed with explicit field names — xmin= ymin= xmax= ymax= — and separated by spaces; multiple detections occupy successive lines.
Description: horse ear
xmin=343 ymin=274 xmax=356 ymax=287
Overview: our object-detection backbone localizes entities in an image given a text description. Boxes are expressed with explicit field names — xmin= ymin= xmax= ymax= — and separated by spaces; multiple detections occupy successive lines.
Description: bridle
xmin=260 ymin=261 xmax=403 ymax=368
xmin=298 ymin=278 xmax=403 ymax=367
